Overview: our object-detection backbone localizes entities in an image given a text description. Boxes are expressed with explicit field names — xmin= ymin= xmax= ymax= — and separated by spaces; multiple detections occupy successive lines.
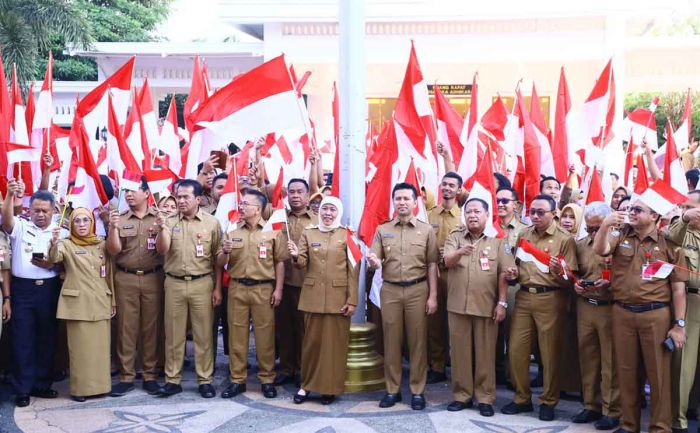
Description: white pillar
xmin=339 ymin=0 xmax=367 ymax=323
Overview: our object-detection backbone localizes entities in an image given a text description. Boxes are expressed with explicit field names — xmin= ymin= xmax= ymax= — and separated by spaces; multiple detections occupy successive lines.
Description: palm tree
xmin=0 ymin=0 xmax=92 ymax=89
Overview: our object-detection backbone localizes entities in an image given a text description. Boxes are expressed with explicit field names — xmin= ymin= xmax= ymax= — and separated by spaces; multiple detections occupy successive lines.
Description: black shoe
xmin=109 ymin=382 xmax=135 ymax=397
xmin=273 ymin=373 xmax=292 ymax=386
xmin=15 ymin=394 xmax=30 ymax=407
xmin=143 ymin=381 xmax=160 ymax=395
xmin=71 ymin=395 xmax=86 ymax=402
xmin=156 ymin=382 xmax=182 ymax=397
xmin=293 ymin=390 xmax=308 ymax=404
xmin=612 ymin=429 xmax=632 ymax=433
xmin=379 ymin=392 xmax=402 ymax=408
xmin=221 ymin=383 xmax=246 ymax=398
xmin=262 ymin=384 xmax=277 ymax=398
xmin=502 ymin=401 xmax=534 ymax=414
xmin=426 ymin=370 xmax=447 ymax=384
xmin=479 ymin=403 xmax=495 ymax=417
xmin=539 ymin=404 xmax=555 ymax=421
xmin=411 ymin=394 xmax=426 ymax=410
xmin=572 ymin=409 xmax=602 ymax=423
xmin=198 ymin=384 xmax=216 ymax=398
xmin=594 ymin=416 xmax=619 ymax=430
xmin=446 ymin=400 xmax=473 ymax=412
xmin=321 ymin=395 xmax=335 ymax=405
xmin=30 ymin=388 xmax=58 ymax=399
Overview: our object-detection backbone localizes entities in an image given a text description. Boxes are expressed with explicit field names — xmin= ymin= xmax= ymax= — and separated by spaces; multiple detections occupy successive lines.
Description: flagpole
xmin=58 ymin=185 xmax=73 ymax=227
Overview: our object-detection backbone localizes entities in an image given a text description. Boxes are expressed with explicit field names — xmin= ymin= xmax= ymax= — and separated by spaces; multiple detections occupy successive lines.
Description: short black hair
xmin=687 ymin=169 xmax=700 ymax=189
xmin=465 ymin=197 xmax=489 ymax=212
xmin=99 ymin=174 xmax=115 ymax=201
xmin=496 ymin=186 xmax=519 ymax=201
xmin=539 ymin=176 xmax=560 ymax=192
xmin=494 ymin=172 xmax=511 ymax=189
xmin=442 ymin=172 xmax=463 ymax=188
xmin=532 ymin=194 xmax=557 ymax=211
xmin=139 ymin=177 xmax=149 ymax=191
xmin=618 ymin=195 xmax=632 ymax=206
xmin=244 ymin=189 xmax=268 ymax=210
xmin=176 ymin=179 xmax=203 ymax=197
xmin=213 ymin=172 xmax=228 ymax=186
xmin=30 ymin=190 xmax=55 ymax=207
xmin=392 ymin=182 xmax=417 ymax=200
xmin=287 ymin=178 xmax=309 ymax=192
xmin=610 ymin=172 xmax=619 ymax=181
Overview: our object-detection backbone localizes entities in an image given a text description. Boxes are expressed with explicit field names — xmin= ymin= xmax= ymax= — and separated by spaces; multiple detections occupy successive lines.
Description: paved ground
xmin=0 ymin=334 xmax=690 ymax=433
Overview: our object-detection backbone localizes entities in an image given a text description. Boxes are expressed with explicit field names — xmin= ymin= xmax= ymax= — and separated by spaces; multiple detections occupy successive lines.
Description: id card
xmin=195 ymin=243 xmax=204 ymax=257
xmin=259 ymin=244 xmax=268 ymax=259
xmin=147 ymin=237 xmax=156 ymax=250
xmin=479 ymin=257 xmax=490 ymax=271
xmin=100 ymin=265 xmax=106 ymax=278
xmin=641 ymin=264 xmax=652 ymax=281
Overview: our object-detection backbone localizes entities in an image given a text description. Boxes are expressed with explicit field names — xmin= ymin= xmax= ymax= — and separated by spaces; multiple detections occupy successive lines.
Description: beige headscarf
xmin=560 ymin=203 xmax=583 ymax=234
xmin=69 ymin=207 xmax=101 ymax=246
xmin=317 ymin=196 xmax=343 ymax=232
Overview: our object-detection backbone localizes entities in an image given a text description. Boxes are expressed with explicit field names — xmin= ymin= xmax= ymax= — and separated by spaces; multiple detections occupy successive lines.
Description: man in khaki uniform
xmin=593 ymin=199 xmax=690 ymax=433
xmin=502 ymin=194 xmax=578 ymax=421
xmin=570 ymin=202 xmax=620 ymax=430
xmin=443 ymin=198 xmax=515 ymax=416
xmin=155 ymin=179 xmax=222 ymax=399
xmin=673 ymin=190 xmax=700 ymax=432
xmin=107 ymin=182 xmax=164 ymax=396
xmin=426 ymin=172 xmax=462 ymax=384
xmin=218 ymin=190 xmax=285 ymax=399
xmin=0 ymin=231 xmax=12 ymax=336
xmin=495 ymin=186 xmax=529 ymax=384
xmin=275 ymin=178 xmax=317 ymax=386
xmin=368 ymin=182 xmax=438 ymax=411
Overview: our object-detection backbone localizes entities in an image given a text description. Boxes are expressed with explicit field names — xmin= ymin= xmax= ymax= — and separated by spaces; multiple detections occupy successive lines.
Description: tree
xmin=0 ymin=0 xmax=92 ymax=88
xmin=624 ymin=91 xmax=700 ymax=146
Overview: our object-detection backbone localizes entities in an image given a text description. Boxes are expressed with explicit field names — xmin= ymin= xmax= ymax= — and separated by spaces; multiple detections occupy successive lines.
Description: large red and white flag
xmin=457 ymin=73 xmax=479 ymax=186
xmin=33 ymin=53 xmax=53 ymax=131
xmin=105 ymin=92 xmax=142 ymax=190
xmin=584 ymin=166 xmax=606 ymax=205
xmin=530 ymin=83 xmax=555 ymax=177
xmin=639 ymin=179 xmax=687 ymax=215
xmin=433 ymin=84 xmax=464 ymax=167
xmin=515 ymin=238 xmax=551 ymax=273
xmin=621 ymin=96 xmax=659 ymax=150
xmin=552 ymin=67 xmax=571 ymax=182
xmin=137 ymin=78 xmax=160 ymax=153
xmin=663 ymin=122 xmax=687 ymax=195
xmin=214 ymin=163 xmax=241 ymax=231
xmin=69 ymin=117 xmax=109 ymax=210
xmin=623 ymin=136 xmax=637 ymax=189
xmin=186 ymin=55 xmax=309 ymax=179
xmin=262 ymin=208 xmax=288 ymax=233
xmin=123 ymin=89 xmax=149 ymax=170
xmin=467 ymin=138 xmax=505 ymax=238
xmin=398 ymin=158 xmax=427 ymax=222
xmin=634 ymin=152 xmax=649 ymax=195
xmin=158 ymin=95 xmax=183 ymax=174
xmin=9 ymin=65 xmax=29 ymax=148
xmin=6 ymin=142 xmax=40 ymax=165
xmin=675 ymin=89 xmax=693 ymax=151
xmin=346 ymin=228 xmax=363 ymax=269
xmin=582 ymin=59 xmax=615 ymax=148
xmin=183 ymin=56 xmax=209 ymax=134
xmin=512 ymin=87 xmax=542 ymax=210
xmin=143 ymin=168 xmax=177 ymax=195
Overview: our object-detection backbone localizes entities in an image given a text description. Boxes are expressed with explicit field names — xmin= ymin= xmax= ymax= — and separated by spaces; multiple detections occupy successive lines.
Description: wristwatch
xmin=2 ymin=296 xmax=9 ymax=302
xmin=498 ymin=301 xmax=508 ymax=309
xmin=674 ymin=319 xmax=686 ymax=327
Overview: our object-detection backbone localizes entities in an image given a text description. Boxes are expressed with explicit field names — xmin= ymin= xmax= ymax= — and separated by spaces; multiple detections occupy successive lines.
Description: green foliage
xmin=623 ymin=91 xmax=700 ymax=145
xmin=158 ymin=93 xmax=187 ymax=128
xmin=79 ymin=0 xmax=170 ymax=43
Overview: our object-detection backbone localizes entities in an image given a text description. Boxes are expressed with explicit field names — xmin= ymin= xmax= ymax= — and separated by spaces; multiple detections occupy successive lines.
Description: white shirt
xmin=9 ymin=216 xmax=67 ymax=279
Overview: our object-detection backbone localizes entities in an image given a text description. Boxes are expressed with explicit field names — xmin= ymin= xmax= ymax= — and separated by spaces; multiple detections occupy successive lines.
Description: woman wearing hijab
xmin=610 ymin=186 xmax=629 ymax=210
xmin=49 ymin=208 xmax=115 ymax=402
xmin=287 ymin=196 xmax=358 ymax=405
xmin=560 ymin=203 xmax=583 ymax=235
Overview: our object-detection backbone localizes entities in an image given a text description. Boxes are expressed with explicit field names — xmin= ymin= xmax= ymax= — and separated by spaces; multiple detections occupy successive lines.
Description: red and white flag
xmin=512 ymin=87 xmax=542 ymax=210
xmin=6 ymin=142 xmax=40 ymax=165
xmin=143 ymin=168 xmax=177 ymax=195
xmin=663 ymin=122 xmax=687 ymax=195
xmin=346 ymin=228 xmax=363 ymax=269
xmin=584 ymin=166 xmax=606 ymax=205
xmin=530 ymin=83 xmax=555 ymax=177
xmin=33 ymin=53 xmax=53 ymax=130
xmin=582 ymin=59 xmax=615 ymax=148
xmin=69 ymin=117 xmax=109 ymax=210
xmin=159 ymin=95 xmax=183 ymax=174
xmin=621 ymin=96 xmax=659 ymax=150
xmin=467 ymin=138 xmax=505 ymax=238
xmin=639 ymin=179 xmax=688 ymax=216
xmin=623 ymin=136 xmax=637 ymax=189
xmin=214 ymin=164 xmax=241 ymax=231
xmin=675 ymin=89 xmax=693 ymax=151
xmin=137 ymin=78 xmax=160 ymax=154
xmin=634 ymin=152 xmax=649 ymax=195
xmin=457 ymin=73 xmax=479 ymax=186
xmin=515 ymin=238 xmax=551 ymax=273
xmin=262 ymin=208 xmax=288 ymax=233
xmin=433 ymin=83 xmax=465 ymax=167
xmin=642 ymin=260 xmax=675 ymax=280
xmin=105 ymin=92 xmax=142 ymax=190
xmin=183 ymin=56 xmax=209 ymax=135
xmin=552 ymin=67 xmax=571 ymax=182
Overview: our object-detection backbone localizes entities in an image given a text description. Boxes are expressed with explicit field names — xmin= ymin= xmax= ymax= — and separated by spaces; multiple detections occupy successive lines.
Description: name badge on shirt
xmin=641 ymin=264 xmax=652 ymax=281
xmin=172 ymin=227 xmax=181 ymax=233
xmin=75 ymin=250 xmax=87 ymax=255
xmin=195 ymin=244 xmax=205 ymax=257
xmin=147 ymin=238 xmax=156 ymax=250
xmin=100 ymin=264 xmax=106 ymax=278
xmin=479 ymin=251 xmax=490 ymax=271
xmin=259 ymin=243 xmax=268 ymax=259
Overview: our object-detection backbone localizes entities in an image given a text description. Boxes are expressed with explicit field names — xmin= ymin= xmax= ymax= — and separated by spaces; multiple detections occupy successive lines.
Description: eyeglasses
xmin=239 ymin=201 xmax=260 ymax=208
xmin=528 ymin=208 xmax=552 ymax=217
xmin=496 ymin=198 xmax=514 ymax=205
xmin=585 ymin=226 xmax=601 ymax=234
xmin=73 ymin=217 xmax=91 ymax=225
xmin=629 ymin=206 xmax=647 ymax=215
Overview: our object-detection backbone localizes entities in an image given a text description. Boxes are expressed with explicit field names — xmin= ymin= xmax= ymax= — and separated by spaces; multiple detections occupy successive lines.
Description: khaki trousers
xmin=577 ymin=298 xmax=620 ymax=417
xmin=672 ymin=293 xmax=700 ymax=429
xmin=115 ymin=270 xmax=164 ymax=383
xmin=276 ymin=284 xmax=304 ymax=377
xmin=427 ymin=274 xmax=448 ymax=373
xmin=381 ymin=281 xmax=428 ymax=394
xmin=449 ymin=312 xmax=497 ymax=403
xmin=508 ymin=288 xmax=566 ymax=406
xmin=163 ymin=275 xmax=214 ymax=385
xmin=228 ymin=282 xmax=275 ymax=384
xmin=613 ymin=304 xmax=672 ymax=433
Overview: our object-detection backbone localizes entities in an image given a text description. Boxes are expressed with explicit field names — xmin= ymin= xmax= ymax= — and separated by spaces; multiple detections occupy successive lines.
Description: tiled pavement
xmin=0 ymin=335 xmax=684 ymax=433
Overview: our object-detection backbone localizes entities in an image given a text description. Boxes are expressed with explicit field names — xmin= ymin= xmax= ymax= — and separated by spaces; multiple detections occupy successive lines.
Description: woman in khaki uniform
xmin=288 ymin=196 xmax=358 ymax=405
xmin=49 ymin=208 xmax=115 ymax=402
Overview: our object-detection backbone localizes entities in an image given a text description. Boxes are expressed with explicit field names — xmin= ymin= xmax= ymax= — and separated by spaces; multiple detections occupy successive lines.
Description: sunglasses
xmin=629 ymin=206 xmax=647 ymax=215
xmin=528 ymin=208 xmax=552 ymax=217
xmin=585 ymin=226 xmax=601 ymax=234
xmin=496 ymin=198 xmax=514 ymax=205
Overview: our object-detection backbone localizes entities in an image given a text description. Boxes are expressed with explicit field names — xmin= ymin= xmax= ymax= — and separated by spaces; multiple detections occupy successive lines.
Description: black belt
xmin=520 ymin=285 xmax=560 ymax=294
xmin=235 ymin=278 xmax=275 ymax=286
xmin=117 ymin=264 xmax=163 ymax=276
xmin=385 ymin=277 xmax=427 ymax=287
xmin=688 ymin=287 xmax=700 ymax=295
xmin=12 ymin=276 xmax=59 ymax=286
xmin=579 ymin=296 xmax=614 ymax=306
xmin=166 ymin=272 xmax=211 ymax=281
xmin=616 ymin=302 xmax=670 ymax=313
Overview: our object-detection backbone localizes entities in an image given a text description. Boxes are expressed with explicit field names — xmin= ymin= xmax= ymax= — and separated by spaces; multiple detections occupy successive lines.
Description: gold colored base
xmin=345 ymin=322 xmax=385 ymax=393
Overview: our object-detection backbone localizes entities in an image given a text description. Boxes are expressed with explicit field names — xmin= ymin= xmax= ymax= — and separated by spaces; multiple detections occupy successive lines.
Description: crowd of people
xmin=1 ymin=137 xmax=700 ymax=433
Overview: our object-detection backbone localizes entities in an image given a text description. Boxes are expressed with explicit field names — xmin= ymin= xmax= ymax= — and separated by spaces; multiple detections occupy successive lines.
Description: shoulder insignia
xmin=306 ymin=224 xmax=317 ymax=229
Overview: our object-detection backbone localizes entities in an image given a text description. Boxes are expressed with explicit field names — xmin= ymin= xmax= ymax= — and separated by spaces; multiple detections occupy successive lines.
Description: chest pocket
xmin=380 ymin=233 xmax=396 ymax=250
xmin=120 ymin=228 xmax=138 ymax=238
xmin=685 ymin=246 xmax=699 ymax=267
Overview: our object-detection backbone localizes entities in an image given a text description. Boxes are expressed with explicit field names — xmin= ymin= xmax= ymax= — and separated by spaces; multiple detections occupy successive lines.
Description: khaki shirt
xmin=683 ymin=228 xmax=700 ymax=289
xmin=501 ymin=215 xmax=529 ymax=254
xmin=113 ymin=207 xmax=163 ymax=270
xmin=49 ymin=240 xmax=114 ymax=321
xmin=604 ymin=224 xmax=688 ymax=303
xmin=222 ymin=218 xmax=286 ymax=281
xmin=428 ymin=204 xmax=462 ymax=270
xmin=200 ymin=200 xmax=217 ymax=215
xmin=0 ymin=232 xmax=11 ymax=282
xmin=281 ymin=209 xmax=317 ymax=288
xmin=296 ymin=226 xmax=359 ymax=313
xmin=163 ymin=210 xmax=222 ymax=276
xmin=575 ymin=236 xmax=613 ymax=301
xmin=515 ymin=221 xmax=578 ymax=287
xmin=444 ymin=228 xmax=514 ymax=317
xmin=370 ymin=217 xmax=439 ymax=282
